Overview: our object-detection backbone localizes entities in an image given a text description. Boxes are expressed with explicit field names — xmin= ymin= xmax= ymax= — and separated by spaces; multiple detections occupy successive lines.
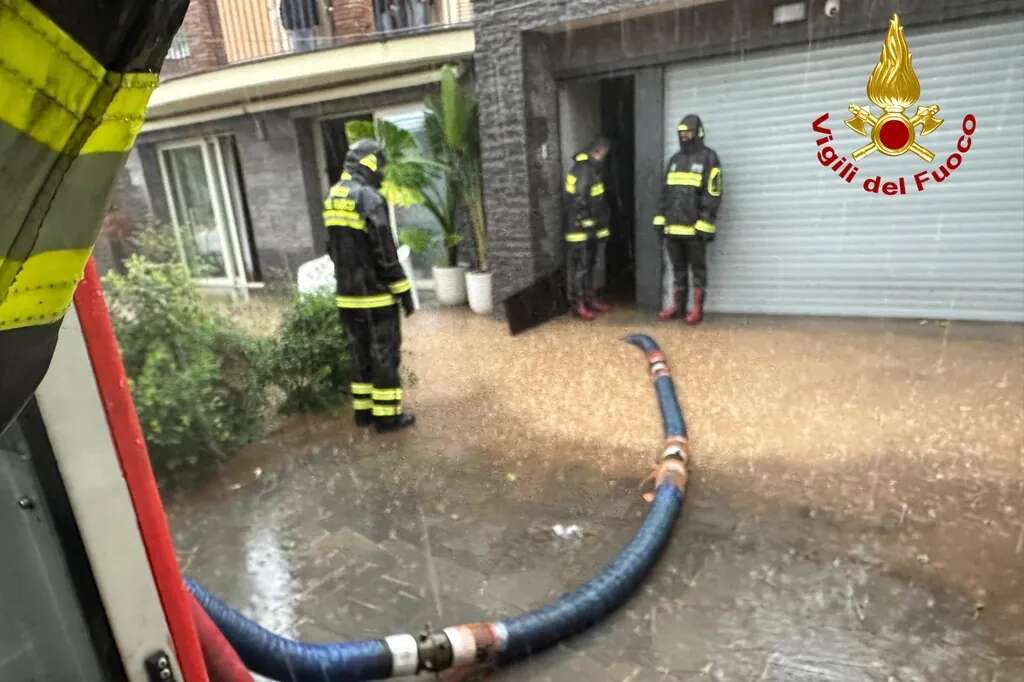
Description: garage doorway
xmin=558 ymin=75 xmax=636 ymax=303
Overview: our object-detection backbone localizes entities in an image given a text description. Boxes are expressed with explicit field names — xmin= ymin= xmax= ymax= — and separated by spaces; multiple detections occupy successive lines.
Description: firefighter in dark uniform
xmin=564 ymin=137 xmax=612 ymax=321
xmin=654 ymin=114 xmax=723 ymax=325
xmin=324 ymin=139 xmax=416 ymax=432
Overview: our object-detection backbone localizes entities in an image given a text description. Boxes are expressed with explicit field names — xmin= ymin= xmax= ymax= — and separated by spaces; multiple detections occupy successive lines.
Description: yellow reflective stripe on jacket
xmin=580 ymin=219 xmax=596 ymax=228
xmin=372 ymin=387 xmax=403 ymax=401
xmin=388 ymin=279 xmax=411 ymax=295
xmin=0 ymin=248 xmax=91 ymax=330
xmin=596 ymin=228 xmax=610 ymax=239
xmin=323 ymin=210 xmax=366 ymax=230
xmin=574 ymin=152 xmax=589 ymax=161
xmin=324 ymin=196 xmax=356 ymax=211
xmin=666 ymin=171 xmax=702 ymax=187
xmin=372 ymin=404 xmax=402 ymax=417
xmin=695 ymin=219 xmax=716 ymax=234
xmin=353 ymin=398 xmax=374 ymax=410
xmin=330 ymin=184 xmax=351 ymax=197
xmin=664 ymin=224 xmax=696 ymax=236
xmin=708 ymin=167 xmax=722 ymax=197
xmin=81 ymin=73 xmax=158 ymax=154
xmin=653 ymin=215 xmax=667 ymax=226
xmin=589 ymin=182 xmax=605 ymax=197
xmin=565 ymin=232 xmax=589 ymax=243
xmin=335 ymin=293 xmax=397 ymax=308
xmin=351 ymin=382 xmax=373 ymax=395
xmin=0 ymin=0 xmax=159 ymax=331
xmin=0 ymin=0 xmax=106 ymax=152
xmin=565 ymin=173 xmax=577 ymax=194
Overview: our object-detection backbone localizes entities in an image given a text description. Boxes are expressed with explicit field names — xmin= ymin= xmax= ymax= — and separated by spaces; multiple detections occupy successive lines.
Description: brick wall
xmin=332 ymin=0 xmax=375 ymax=38
xmin=179 ymin=0 xmax=227 ymax=71
xmin=473 ymin=0 xmax=1018 ymax=304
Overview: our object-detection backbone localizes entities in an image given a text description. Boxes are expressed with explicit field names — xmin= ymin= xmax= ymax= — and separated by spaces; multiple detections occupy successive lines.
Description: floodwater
xmin=167 ymin=308 xmax=1024 ymax=681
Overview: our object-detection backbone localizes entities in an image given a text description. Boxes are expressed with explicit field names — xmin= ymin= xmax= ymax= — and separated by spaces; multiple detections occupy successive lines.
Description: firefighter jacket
xmin=0 ymin=0 xmax=187 ymax=431
xmin=564 ymin=152 xmax=611 ymax=243
xmin=654 ymin=142 xmax=723 ymax=240
xmin=323 ymin=157 xmax=411 ymax=309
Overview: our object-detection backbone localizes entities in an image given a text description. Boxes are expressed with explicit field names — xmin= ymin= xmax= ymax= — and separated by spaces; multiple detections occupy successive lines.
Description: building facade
xmin=473 ymin=0 xmax=1024 ymax=321
xmin=101 ymin=0 xmax=474 ymax=288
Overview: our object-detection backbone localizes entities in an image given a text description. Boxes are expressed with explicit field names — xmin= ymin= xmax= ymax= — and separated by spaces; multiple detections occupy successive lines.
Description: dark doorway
xmin=598 ymin=76 xmax=636 ymax=302
xmin=320 ymin=113 xmax=372 ymax=188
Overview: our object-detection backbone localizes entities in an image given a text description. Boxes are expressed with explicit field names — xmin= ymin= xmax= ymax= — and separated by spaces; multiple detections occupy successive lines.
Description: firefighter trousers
xmin=567 ymin=237 xmax=607 ymax=304
xmin=665 ymin=238 xmax=707 ymax=291
xmin=338 ymin=305 xmax=403 ymax=418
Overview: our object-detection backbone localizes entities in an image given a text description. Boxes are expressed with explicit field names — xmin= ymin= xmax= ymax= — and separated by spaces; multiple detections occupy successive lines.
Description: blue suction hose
xmin=188 ymin=334 xmax=690 ymax=679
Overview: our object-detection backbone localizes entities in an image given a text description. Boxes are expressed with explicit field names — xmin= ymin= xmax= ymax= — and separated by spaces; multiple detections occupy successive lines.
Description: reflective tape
xmin=81 ymin=73 xmax=158 ymax=154
xmin=325 ymin=197 xmax=356 ymax=212
xmin=351 ymin=382 xmax=373 ymax=395
xmin=580 ymin=219 xmax=596 ymax=227
xmin=664 ymin=224 xmax=696 ymax=236
xmin=352 ymin=398 xmax=374 ymax=411
xmin=372 ymin=404 xmax=402 ymax=417
xmin=330 ymin=184 xmax=351 ymax=198
xmin=384 ymin=634 xmax=419 ymax=676
xmin=652 ymin=215 xmax=666 ymax=226
xmin=589 ymin=182 xmax=605 ymax=197
xmin=596 ymin=228 xmax=610 ymax=239
xmin=565 ymin=173 xmax=577 ymax=194
xmin=565 ymin=232 xmax=589 ymax=243
xmin=0 ymin=0 xmax=105 ymax=152
xmin=335 ymin=293 xmax=396 ymax=308
xmin=708 ymin=167 xmax=722 ymax=197
xmin=372 ymin=387 xmax=403 ymax=402
xmin=574 ymin=152 xmax=589 ymax=161
xmin=388 ymin=278 xmax=411 ymax=295
xmin=666 ymin=171 xmax=702 ymax=187
xmin=695 ymin=219 xmax=716 ymax=234
xmin=0 ymin=248 xmax=91 ymax=330
xmin=359 ymin=154 xmax=378 ymax=171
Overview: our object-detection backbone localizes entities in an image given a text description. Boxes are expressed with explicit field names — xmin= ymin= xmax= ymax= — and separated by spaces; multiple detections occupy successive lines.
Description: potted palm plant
xmin=426 ymin=66 xmax=491 ymax=314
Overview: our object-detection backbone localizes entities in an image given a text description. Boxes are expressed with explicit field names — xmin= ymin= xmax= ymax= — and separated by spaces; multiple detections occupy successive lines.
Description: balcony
xmin=147 ymin=0 xmax=475 ymax=125
xmin=162 ymin=0 xmax=474 ymax=79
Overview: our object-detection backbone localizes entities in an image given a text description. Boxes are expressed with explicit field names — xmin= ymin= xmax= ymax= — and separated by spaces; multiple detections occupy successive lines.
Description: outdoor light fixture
xmin=773 ymin=2 xmax=807 ymax=25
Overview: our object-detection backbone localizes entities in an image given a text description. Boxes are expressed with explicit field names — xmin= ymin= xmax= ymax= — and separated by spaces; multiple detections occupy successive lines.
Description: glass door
xmin=159 ymin=138 xmax=253 ymax=287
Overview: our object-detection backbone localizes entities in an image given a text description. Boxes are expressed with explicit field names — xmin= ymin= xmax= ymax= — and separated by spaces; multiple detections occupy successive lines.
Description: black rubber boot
xmin=375 ymin=412 xmax=416 ymax=433
xmin=354 ymin=411 xmax=374 ymax=427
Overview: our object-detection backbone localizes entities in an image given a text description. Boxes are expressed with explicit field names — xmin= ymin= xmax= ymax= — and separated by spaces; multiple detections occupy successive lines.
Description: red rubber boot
xmin=573 ymin=299 xmax=596 ymax=321
xmin=658 ymin=289 xmax=683 ymax=321
xmin=686 ymin=287 xmax=705 ymax=326
xmin=586 ymin=290 xmax=612 ymax=313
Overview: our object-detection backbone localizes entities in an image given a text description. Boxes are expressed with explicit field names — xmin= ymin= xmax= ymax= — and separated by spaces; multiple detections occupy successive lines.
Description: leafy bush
xmin=399 ymin=227 xmax=438 ymax=255
xmin=268 ymin=292 xmax=351 ymax=414
xmin=104 ymin=253 xmax=271 ymax=471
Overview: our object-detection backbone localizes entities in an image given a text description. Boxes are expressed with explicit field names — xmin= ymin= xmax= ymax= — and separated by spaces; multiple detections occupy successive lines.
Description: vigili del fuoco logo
xmin=811 ymin=14 xmax=977 ymax=196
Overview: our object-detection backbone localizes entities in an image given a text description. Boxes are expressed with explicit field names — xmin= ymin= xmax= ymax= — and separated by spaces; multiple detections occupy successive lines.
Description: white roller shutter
xmin=664 ymin=18 xmax=1024 ymax=321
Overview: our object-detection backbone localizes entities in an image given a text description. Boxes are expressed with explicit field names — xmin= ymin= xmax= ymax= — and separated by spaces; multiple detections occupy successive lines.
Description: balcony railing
xmin=162 ymin=0 xmax=474 ymax=79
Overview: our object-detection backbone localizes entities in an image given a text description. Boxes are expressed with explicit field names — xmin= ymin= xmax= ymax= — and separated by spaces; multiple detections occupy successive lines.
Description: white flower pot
xmin=466 ymin=270 xmax=493 ymax=315
xmin=432 ymin=265 xmax=467 ymax=305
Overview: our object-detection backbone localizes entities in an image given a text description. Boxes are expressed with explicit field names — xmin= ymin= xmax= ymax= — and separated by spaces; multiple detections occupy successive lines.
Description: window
xmin=157 ymin=136 xmax=260 ymax=286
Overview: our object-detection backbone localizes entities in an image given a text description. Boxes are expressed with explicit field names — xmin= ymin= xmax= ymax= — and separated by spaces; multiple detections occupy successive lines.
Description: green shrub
xmin=269 ymin=292 xmax=351 ymax=414
xmin=104 ymin=254 xmax=271 ymax=471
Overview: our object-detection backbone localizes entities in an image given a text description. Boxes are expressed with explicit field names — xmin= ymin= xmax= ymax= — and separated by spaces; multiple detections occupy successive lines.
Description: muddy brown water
xmin=167 ymin=310 xmax=1023 ymax=681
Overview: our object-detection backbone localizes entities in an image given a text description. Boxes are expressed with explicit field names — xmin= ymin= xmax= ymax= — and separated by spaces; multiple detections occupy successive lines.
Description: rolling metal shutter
xmin=663 ymin=17 xmax=1024 ymax=321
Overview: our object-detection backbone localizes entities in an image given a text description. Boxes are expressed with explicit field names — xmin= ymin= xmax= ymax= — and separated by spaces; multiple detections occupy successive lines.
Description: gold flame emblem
xmin=845 ymin=14 xmax=943 ymax=162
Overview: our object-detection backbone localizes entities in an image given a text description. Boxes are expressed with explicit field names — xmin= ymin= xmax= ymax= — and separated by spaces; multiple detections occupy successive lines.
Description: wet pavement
xmin=166 ymin=308 xmax=1024 ymax=681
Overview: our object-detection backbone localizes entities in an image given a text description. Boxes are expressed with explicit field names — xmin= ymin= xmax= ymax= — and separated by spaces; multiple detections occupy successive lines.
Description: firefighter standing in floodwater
xmin=655 ymin=114 xmax=723 ymax=325
xmin=324 ymin=139 xmax=416 ymax=432
xmin=564 ymin=137 xmax=613 ymax=321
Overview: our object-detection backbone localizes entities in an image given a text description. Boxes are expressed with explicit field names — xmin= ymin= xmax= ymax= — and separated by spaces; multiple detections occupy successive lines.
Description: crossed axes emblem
xmin=845 ymin=103 xmax=944 ymax=162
